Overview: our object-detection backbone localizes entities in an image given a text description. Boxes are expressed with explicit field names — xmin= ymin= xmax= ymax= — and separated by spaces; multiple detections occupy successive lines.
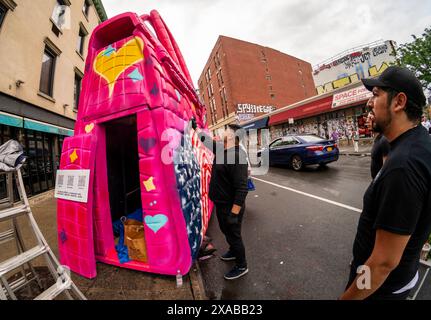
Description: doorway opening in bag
xmin=104 ymin=115 xmax=148 ymax=264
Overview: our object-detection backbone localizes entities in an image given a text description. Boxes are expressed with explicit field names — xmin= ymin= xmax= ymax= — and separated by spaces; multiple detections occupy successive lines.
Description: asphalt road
xmin=199 ymin=155 xmax=431 ymax=300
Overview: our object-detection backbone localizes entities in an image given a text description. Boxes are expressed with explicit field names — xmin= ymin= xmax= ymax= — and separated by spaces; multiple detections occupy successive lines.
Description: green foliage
xmin=396 ymin=27 xmax=431 ymax=93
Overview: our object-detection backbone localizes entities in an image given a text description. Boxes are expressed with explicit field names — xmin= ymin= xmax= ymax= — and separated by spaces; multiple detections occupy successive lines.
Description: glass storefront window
xmin=0 ymin=125 xmax=63 ymax=198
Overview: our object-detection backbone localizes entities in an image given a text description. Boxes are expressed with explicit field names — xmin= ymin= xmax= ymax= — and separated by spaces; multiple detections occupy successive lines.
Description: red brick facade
xmin=198 ymin=36 xmax=316 ymax=130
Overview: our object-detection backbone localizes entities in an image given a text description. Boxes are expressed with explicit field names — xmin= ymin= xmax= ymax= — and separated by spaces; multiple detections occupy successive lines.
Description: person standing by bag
xmin=193 ymin=121 xmax=249 ymax=280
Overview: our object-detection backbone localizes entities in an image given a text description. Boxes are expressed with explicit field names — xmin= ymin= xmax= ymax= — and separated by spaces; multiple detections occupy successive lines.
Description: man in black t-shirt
xmin=370 ymin=133 xmax=390 ymax=179
xmin=368 ymin=110 xmax=391 ymax=179
xmin=367 ymin=110 xmax=392 ymax=179
xmin=340 ymin=66 xmax=431 ymax=300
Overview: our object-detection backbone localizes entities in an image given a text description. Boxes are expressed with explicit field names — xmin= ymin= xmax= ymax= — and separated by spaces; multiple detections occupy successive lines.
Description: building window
xmin=0 ymin=126 xmax=58 ymax=197
xmin=266 ymin=75 xmax=272 ymax=81
xmin=205 ymin=67 xmax=212 ymax=83
xmin=0 ymin=2 xmax=7 ymax=29
xmin=74 ymin=72 xmax=83 ymax=110
xmin=77 ymin=23 xmax=88 ymax=55
xmin=217 ymin=72 xmax=224 ymax=87
xmin=51 ymin=0 xmax=69 ymax=35
xmin=39 ymin=47 xmax=57 ymax=97
xmin=221 ymin=87 xmax=227 ymax=106
xmin=82 ymin=0 xmax=90 ymax=17
xmin=207 ymin=83 xmax=214 ymax=97
xmin=211 ymin=97 xmax=216 ymax=112
xmin=214 ymin=52 xmax=221 ymax=69
xmin=270 ymin=93 xmax=276 ymax=99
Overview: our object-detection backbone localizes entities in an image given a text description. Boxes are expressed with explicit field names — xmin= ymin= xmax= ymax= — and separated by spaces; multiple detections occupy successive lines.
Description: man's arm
xmin=230 ymin=159 xmax=248 ymax=215
xmin=191 ymin=117 xmax=222 ymax=153
xmin=340 ymin=229 xmax=410 ymax=300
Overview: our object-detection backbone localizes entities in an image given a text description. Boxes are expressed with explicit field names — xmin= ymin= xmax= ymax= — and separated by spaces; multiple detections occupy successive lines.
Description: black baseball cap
xmin=362 ymin=66 xmax=426 ymax=107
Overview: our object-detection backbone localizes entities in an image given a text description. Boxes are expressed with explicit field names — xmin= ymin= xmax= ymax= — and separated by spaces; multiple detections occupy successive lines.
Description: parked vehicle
xmin=258 ymin=134 xmax=339 ymax=171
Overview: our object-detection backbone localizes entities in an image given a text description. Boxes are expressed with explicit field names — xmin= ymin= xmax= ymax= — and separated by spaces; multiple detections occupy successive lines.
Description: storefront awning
xmin=242 ymin=117 xmax=269 ymax=131
xmin=0 ymin=111 xmax=24 ymax=128
xmin=269 ymin=96 xmax=334 ymax=126
xmin=24 ymin=118 xmax=74 ymax=136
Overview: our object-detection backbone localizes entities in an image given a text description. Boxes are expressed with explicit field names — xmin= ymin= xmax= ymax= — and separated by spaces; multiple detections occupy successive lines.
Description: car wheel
xmin=291 ymin=155 xmax=303 ymax=171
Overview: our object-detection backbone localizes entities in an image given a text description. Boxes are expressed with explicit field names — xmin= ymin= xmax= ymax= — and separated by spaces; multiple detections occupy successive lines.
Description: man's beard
xmin=372 ymin=107 xmax=392 ymax=133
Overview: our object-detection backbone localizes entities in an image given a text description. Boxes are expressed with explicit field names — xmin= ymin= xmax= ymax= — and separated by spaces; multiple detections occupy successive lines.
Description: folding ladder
xmin=0 ymin=166 xmax=86 ymax=300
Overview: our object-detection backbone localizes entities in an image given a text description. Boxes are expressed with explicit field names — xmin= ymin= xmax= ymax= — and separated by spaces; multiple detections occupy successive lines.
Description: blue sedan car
xmin=258 ymin=134 xmax=339 ymax=171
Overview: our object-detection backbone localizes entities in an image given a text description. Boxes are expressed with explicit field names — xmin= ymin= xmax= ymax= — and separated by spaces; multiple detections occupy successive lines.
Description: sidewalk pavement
xmin=339 ymin=144 xmax=372 ymax=156
xmin=0 ymin=195 xmax=206 ymax=300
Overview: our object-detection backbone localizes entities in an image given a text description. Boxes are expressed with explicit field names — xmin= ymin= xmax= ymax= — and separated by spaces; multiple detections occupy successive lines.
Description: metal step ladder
xmin=0 ymin=166 xmax=86 ymax=300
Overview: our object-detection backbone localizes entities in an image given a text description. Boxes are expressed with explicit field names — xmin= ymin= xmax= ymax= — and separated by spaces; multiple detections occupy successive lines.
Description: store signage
xmin=237 ymin=104 xmax=276 ymax=114
xmin=332 ymin=85 xmax=372 ymax=109
xmin=55 ymin=170 xmax=91 ymax=203
xmin=237 ymin=114 xmax=255 ymax=122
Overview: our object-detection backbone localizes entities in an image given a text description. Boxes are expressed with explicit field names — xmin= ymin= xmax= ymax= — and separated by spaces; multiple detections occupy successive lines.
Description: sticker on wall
xmin=93 ymin=37 xmax=144 ymax=97
xmin=59 ymin=229 xmax=67 ymax=244
xmin=150 ymin=83 xmax=159 ymax=96
xmin=144 ymin=214 xmax=168 ymax=233
xmin=85 ymin=123 xmax=95 ymax=134
xmin=175 ymin=89 xmax=181 ymax=102
xmin=69 ymin=149 xmax=78 ymax=163
xmin=139 ymin=137 xmax=156 ymax=153
xmin=101 ymin=45 xmax=116 ymax=57
xmin=143 ymin=177 xmax=156 ymax=192
xmin=128 ymin=68 xmax=144 ymax=83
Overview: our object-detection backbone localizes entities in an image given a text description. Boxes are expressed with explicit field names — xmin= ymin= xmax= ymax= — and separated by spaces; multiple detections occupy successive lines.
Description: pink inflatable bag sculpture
xmin=56 ymin=10 xmax=213 ymax=278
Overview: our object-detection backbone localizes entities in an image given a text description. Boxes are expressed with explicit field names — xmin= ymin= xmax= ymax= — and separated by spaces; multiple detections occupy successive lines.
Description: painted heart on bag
xmin=85 ymin=123 xmax=95 ymax=133
xmin=144 ymin=214 xmax=168 ymax=233
xmin=93 ymin=36 xmax=144 ymax=97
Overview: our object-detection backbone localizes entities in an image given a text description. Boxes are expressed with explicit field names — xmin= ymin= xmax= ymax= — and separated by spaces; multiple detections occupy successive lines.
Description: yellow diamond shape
xmin=70 ymin=149 xmax=78 ymax=163
xmin=143 ymin=177 xmax=156 ymax=192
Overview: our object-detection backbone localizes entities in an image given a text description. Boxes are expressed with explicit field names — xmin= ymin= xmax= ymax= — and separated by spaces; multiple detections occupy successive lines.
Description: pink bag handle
xmin=147 ymin=10 xmax=193 ymax=84
xmin=138 ymin=12 xmax=205 ymax=127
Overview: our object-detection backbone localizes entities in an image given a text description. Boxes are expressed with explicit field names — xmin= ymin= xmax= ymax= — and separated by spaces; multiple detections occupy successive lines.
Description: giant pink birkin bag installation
xmin=56 ymin=10 xmax=214 ymax=279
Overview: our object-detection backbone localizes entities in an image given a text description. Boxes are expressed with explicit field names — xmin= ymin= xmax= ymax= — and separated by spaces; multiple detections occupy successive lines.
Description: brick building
xmin=198 ymin=35 xmax=316 ymax=136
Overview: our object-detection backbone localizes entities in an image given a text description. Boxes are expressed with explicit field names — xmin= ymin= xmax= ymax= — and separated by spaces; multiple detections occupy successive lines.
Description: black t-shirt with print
xmin=370 ymin=134 xmax=390 ymax=179
xmin=352 ymin=125 xmax=431 ymax=294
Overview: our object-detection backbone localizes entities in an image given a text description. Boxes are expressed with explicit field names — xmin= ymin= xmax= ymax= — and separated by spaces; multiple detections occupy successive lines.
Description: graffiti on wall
xmin=313 ymin=41 xmax=397 ymax=95
xmin=270 ymin=114 xmax=372 ymax=142
xmin=173 ymin=128 xmax=214 ymax=260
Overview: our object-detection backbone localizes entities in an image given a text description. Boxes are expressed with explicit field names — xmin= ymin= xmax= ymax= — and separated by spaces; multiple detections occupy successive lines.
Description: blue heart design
xmin=144 ymin=214 xmax=168 ymax=233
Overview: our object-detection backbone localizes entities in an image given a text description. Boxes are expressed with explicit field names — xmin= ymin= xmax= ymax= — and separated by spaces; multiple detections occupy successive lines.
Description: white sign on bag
xmin=54 ymin=170 xmax=90 ymax=203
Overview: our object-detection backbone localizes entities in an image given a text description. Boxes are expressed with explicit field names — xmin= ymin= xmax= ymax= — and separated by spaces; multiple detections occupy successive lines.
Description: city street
xmin=199 ymin=156 xmax=431 ymax=300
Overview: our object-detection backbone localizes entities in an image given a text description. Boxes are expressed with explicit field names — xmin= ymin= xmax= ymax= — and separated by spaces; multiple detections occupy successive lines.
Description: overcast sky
xmin=102 ymin=0 xmax=431 ymax=85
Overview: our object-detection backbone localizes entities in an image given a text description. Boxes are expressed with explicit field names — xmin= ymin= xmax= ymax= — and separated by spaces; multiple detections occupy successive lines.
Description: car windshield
xmin=297 ymin=135 xmax=325 ymax=143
